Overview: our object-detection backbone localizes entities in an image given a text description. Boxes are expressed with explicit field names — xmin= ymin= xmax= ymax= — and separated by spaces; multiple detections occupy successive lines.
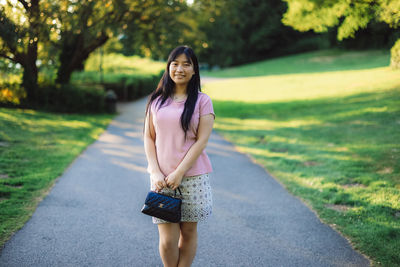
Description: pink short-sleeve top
xmin=150 ymin=92 xmax=215 ymax=177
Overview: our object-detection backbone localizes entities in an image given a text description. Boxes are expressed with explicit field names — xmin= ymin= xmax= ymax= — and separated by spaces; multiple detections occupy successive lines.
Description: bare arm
xmin=143 ymin=110 xmax=166 ymax=191
xmin=165 ymin=114 xmax=215 ymax=190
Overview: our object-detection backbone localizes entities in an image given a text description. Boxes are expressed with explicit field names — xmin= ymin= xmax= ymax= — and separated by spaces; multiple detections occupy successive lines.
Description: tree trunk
xmin=56 ymin=32 xmax=109 ymax=84
xmin=21 ymin=57 xmax=39 ymax=104
xmin=23 ymin=0 xmax=40 ymax=104
xmin=0 ymin=0 xmax=40 ymax=104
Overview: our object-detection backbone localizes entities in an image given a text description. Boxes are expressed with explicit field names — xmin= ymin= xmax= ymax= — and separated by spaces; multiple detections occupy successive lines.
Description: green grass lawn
xmin=70 ymin=53 xmax=165 ymax=84
xmin=203 ymin=49 xmax=390 ymax=77
xmin=202 ymin=49 xmax=400 ymax=266
xmin=0 ymin=108 xmax=114 ymax=247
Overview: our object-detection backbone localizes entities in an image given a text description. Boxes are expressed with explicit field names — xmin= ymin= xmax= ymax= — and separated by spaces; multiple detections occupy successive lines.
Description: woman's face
xmin=169 ymin=53 xmax=195 ymax=87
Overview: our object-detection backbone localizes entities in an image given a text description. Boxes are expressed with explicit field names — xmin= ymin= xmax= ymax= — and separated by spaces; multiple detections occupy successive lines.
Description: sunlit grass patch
xmin=204 ymin=67 xmax=400 ymax=103
xmin=203 ymin=51 xmax=400 ymax=265
xmin=84 ymin=53 xmax=165 ymax=76
xmin=0 ymin=108 xmax=114 ymax=247
xmin=203 ymin=49 xmax=390 ymax=78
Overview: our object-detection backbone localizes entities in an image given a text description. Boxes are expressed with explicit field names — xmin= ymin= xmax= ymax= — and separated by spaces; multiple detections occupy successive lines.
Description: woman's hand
xmin=165 ymin=169 xmax=184 ymax=190
xmin=150 ymin=172 xmax=167 ymax=192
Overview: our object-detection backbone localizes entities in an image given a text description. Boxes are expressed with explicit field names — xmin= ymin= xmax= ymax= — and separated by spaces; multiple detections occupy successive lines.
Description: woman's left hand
xmin=165 ymin=170 xmax=184 ymax=190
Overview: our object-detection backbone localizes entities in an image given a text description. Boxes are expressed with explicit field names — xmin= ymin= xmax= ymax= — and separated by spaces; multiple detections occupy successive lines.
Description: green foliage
xmin=282 ymin=0 xmax=400 ymax=66
xmin=378 ymin=0 xmax=400 ymax=28
xmin=0 ymin=0 xmax=166 ymax=100
xmin=0 ymin=82 xmax=26 ymax=107
xmin=194 ymin=0 xmax=332 ymax=67
xmin=71 ymin=52 xmax=164 ymax=101
xmin=101 ymin=73 xmax=162 ymax=101
xmin=30 ymin=83 xmax=105 ymax=113
xmin=390 ymin=39 xmax=400 ymax=69
xmin=282 ymin=0 xmax=400 ymax=41
xmin=1 ymin=52 xmax=164 ymax=111
xmin=71 ymin=72 xmax=162 ymax=101
xmin=120 ymin=0 xmax=195 ymax=60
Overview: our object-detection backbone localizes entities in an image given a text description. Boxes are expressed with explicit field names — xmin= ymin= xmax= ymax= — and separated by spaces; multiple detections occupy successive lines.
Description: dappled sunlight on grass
xmin=204 ymin=50 xmax=400 ymax=266
xmin=44 ymin=120 xmax=93 ymax=128
xmin=334 ymin=106 xmax=390 ymax=119
xmin=56 ymin=139 xmax=87 ymax=146
xmin=215 ymin=117 xmax=323 ymax=130
xmin=204 ymin=67 xmax=400 ymax=103
xmin=366 ymin=186 xmax=400 ymax=207
xmin=207 ymin=66 xmax=399 ymax=264
xmin=203 ymin=49 xmax=390 ymax=78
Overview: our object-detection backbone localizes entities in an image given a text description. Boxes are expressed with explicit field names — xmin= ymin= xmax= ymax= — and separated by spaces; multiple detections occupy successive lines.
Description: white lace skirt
xmin=150 ymin=173 xmax=213 ymax=224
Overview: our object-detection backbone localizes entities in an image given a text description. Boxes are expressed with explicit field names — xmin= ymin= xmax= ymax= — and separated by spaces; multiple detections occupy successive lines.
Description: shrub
xmin=0 ymin=82 xmax=26 ymax=107
xmin=35 ymin=83 xmax=106 ymax=113
xmin=95 ymin=71 xmax=162 ymax=101
xmin=390 ymin=39 xmax=400 ymax=69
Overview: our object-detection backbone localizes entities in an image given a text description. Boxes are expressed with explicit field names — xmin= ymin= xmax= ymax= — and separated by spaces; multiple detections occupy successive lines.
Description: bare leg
xmin=178 ymin=222 xmax=198 ymax=267
xmin=158 ymin=223 xmax=181 ymax=267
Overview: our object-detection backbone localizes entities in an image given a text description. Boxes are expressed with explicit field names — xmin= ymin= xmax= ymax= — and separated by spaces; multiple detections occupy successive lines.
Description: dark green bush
xmin=1 ymin=69 xmax=163 ymax=113
xmin=102 ymin=71 xmax=162 ymax=101
xmin=35 ymin=83 xmax=106 ymax=113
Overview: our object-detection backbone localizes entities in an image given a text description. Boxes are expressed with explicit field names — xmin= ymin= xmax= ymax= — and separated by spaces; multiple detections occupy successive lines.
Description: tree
xmin=192 ymin=0 xmax=331 ymax=67
xmin=281 ymin=0 xmax=400 ymax=67
xmin=54 ymin=0 xmax=129 ymax=84
xmin=0 ymin=0 xmax=130 ymax=102
xmin=0 ymin=0 xmax=41 ymax=102
xmin=119 ymin=0 xmax=196 ymax=61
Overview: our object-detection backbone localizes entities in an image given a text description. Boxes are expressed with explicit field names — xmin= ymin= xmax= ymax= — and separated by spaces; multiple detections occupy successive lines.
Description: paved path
xmin=0 ymin=96 xmax=370 ymax=266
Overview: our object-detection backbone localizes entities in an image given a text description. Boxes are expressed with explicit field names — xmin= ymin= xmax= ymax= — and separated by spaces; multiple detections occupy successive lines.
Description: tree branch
xmin=0 ymin=52 xmax=15 ymax=62
xmin=82 ymin=32 xmax=109 ymax=56
xmin=17 ymin=0 xmax=29 ymax=11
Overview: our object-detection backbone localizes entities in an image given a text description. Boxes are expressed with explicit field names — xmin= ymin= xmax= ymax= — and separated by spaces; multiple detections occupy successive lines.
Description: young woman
xmin=143 ymin=46 xmax=215 ymax=267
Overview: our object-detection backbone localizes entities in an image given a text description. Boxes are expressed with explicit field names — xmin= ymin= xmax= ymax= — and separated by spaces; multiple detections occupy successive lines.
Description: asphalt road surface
xmin=0 ymin=96 xmax=370 ymax=266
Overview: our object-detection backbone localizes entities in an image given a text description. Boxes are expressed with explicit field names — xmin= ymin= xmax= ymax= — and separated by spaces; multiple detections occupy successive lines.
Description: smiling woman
xmin=169 ymin=54 xmax=195 ymax=101
xmin=142 ymin=46 xmax=215 ymax=267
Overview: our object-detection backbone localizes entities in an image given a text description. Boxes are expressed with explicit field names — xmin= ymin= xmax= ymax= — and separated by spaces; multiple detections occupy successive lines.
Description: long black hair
xmin=145 ymin=46 xmax=201 ymax=139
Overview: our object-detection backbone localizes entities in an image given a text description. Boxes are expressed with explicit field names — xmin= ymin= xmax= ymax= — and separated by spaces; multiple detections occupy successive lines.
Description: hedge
xmin=0 ymin=70 xmax=164 ymax=113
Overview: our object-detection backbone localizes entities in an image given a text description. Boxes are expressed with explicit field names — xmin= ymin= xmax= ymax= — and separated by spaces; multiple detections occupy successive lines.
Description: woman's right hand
xmin=150 ymin=172 xmax=167 ymax=192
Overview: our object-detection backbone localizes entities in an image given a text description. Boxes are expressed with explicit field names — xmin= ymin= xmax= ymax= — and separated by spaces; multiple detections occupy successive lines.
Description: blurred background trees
xmin=282 ymin=0 xmax=400 ymax=68
xmin=0 ymin=0 xmax=399 ymax=110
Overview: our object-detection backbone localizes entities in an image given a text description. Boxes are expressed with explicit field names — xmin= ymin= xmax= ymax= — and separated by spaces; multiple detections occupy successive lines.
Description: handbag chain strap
xmin=174 ymin=187 xmax=183 ymax=198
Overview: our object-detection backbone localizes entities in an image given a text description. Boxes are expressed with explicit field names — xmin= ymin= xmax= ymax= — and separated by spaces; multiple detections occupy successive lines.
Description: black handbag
xmin=141 ymin=187 xmax=183 ymax=223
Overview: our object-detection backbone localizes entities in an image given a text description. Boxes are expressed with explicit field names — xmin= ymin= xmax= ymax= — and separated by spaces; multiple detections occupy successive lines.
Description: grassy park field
xmin=1 ymin=0 xmax=398 ymax=265
xmin=203 ymin=49 xmax=400 ymax=266
xmin=0 ymin=49 xmax=398 ymax=266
